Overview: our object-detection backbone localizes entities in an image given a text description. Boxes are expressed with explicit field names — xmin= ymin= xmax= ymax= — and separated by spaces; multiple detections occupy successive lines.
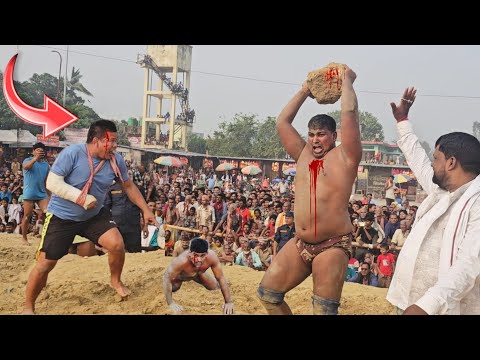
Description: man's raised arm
xmin=339 ymin=66 xmax=362 ymax=165
xmin=276 ymin=84 xmax=310 ymax=161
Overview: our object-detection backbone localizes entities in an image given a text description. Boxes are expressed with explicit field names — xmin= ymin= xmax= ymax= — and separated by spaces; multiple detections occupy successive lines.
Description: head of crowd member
xmin=253 ymin=208 xmax=261 ymax=220
xmin=188 ymin=206 xmax=196 ymax=217
xmin=32 ymin=142 xmax=46 ymax=160
xmin=167 ymin=197 xmax=176 ymax=210
xmin=375 ymin=207 xmax=383 ymax=219
xmin=148 ymin=201 xmax=157 ymax=212
xmin=398 ymin=210 xmax=407 ymax=220
xmin=230 ymin=193 xmax=237 ymax=202
xmin=285 ymin=211 xmax=294 ymax=226
xmin=86 ymin=120 xmax=118 ymax=160
xmin=307 ymin=114 xmax=337 ymax=159
xmin=379 ymin=243 xmax=389 ymax=255
xmin=363 ymin=252 xmax=373 ymax=265
xmin=359 ymin=263 xmax=371 ymax=276
xmin=268 ymin=214 xmax=277 ymax=225
xmin=180 ymin=232 xmax=191 ymax=249
xmin=213 ymin=186 xmax=221 ymax=196
xmin=363 ymin=212 xmax=375 ymax=228
xmin=188 ymin=238 xmax=209 ymax=269
xmin=5 ymin=222 xmax=14 ymax=233
xmin=238 ymin=197 xmax=247 ymax=209
xmin=246 ymin=198 xmax=253 ymax=208
xmin=409 ymin=206 xmax=418 ymax=216
xmin=243 ymin=223 xmax=251 ymax=235
xmin=368 ymin=203 xmax=376 ymax=213
xmin=240 ymin=237 xmax=251 ymax=253
xmin=358 ymin=207 xmax=367 ymax=220
xmin=201 ymin=195 xmax=209 ymax=207
xmin=274 ymin=204 xmax=282 ymax=215
xmin=432 ymin=132 xmax=480 ymax=191
xmin=389 ymin=213 xmax=399 ymax=225
xmin=0 ymin=223 xmax=5 ymax=232
xmin=163 ymin=184 xmax=171 ymax=194
xmin=223 ymin=242 xmax=233 ymax=255
xmin=258 ymin=237 xmax=268 ymax=249
xmin=183 ymin=187 xmax=191 ymax=196
xmin=225 ymin=232 xmax=235 ymax=245
xmin=282 ymin=201 xmax=291 ymax=214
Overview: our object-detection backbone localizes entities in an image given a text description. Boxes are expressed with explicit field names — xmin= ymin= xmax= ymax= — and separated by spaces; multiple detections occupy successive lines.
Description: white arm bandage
xmin=46 ymin=172 xmax=97 ymax=210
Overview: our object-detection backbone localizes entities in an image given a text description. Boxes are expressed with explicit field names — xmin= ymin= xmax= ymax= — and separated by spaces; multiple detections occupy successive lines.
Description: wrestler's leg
xmin=20 ymin=200 xmax=35 ymax=245
xmin=98 ymin=227 xmax=131 ymax=297
xmin=37 ymin=198 xmax=49 ymax=213
xmin=195 ymin=272 xmax=219 ymax=290
xmin=311 ymin=248 xmax=349 ymax=315
xmin=257 ymin=239 xmax=311 ymax=315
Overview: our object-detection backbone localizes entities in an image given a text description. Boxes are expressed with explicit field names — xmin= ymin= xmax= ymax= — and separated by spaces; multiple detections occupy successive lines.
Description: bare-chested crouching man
xmin=163 ymin=237 xmax=234 ymax=315
xmin=257 ymin=66 xmax=362 ymax=315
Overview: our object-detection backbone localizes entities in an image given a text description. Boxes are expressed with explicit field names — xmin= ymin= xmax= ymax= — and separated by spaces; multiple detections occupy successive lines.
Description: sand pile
xmin=0 ymin=233 xmax=394 ymax=315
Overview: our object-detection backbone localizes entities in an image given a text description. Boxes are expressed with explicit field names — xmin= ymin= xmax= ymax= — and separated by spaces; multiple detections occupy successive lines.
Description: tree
xmin=206 ymin=113 xmax=258 ymax=157
xmin=420 ymin=140 xmax=433 ymax=160
xmin=327 ymin=110 xmax=385 ymax=141
xmin=186 ymin=133 xmax=207 ymax=154
xmin=473 ymin=121 xmax=480 ymax=140
xmin=65 ymin=67 xmax=92 ymax=105
xmin=0 ymin=70 xmax=101 ymax=136
xmin=251 ymin=116 xmax=286 ymax=159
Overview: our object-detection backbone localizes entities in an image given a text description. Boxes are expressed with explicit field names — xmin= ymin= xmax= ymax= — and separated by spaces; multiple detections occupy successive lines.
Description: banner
xmin=281 ymin=162 xmax=296 ymax=171
xmin=271 ymin=162 xmax=279 ymax=172
xmin=391 ymin=168 xmax=415 ymax=178
xmin=239 ymin=160 xmax=260 ymax=169
xmin=36 ymin=134 xmax=60 ymax=147
xmin=179 ymin=157 xmax=189 ymax=166
xmin=128 ymin=136 xmax=141 ymax=146
xmin=203 ymin=158 xmax=213 ymax=168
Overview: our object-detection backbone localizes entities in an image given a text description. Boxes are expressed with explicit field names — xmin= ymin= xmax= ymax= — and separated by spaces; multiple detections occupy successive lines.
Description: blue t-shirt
xmin=47 ymin=144 xmax=129 ymax=221
xmin=22 ymin=157 xmax=50 ymax=201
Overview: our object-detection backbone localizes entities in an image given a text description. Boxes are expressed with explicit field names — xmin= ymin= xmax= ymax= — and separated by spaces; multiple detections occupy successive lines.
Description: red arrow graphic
xmin=2 ymin=54 xmax=79 ymax=137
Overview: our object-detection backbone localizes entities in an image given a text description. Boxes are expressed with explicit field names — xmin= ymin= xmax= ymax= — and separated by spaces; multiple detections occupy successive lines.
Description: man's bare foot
xmin=21 ymin=308 xmax=35 ymax=315
xmin=20 ymin=239 xmax=30 ymax=246
xmin=111 ymin=282 xmax=131 ymax=297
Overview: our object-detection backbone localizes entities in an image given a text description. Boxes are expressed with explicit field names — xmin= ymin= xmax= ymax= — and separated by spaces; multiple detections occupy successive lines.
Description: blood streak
xmin=323 ymin=67 xmax=341 ymax=90
xmin=105 ymin=131 xmax=110 ymax=152
xmin=309 ymin=159 xmax=324 ymax=238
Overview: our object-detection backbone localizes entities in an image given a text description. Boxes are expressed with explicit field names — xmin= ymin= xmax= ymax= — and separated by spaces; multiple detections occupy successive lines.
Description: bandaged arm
xmin=46 ymin=172 xmax=97 ymax=210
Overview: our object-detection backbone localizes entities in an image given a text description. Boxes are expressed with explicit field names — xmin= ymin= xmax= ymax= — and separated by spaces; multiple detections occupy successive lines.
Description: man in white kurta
xmin=386 ymin=87 xmax=480 ymax=315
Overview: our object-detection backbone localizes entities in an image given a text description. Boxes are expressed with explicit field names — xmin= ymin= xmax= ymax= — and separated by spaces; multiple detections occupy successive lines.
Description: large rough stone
xmin=306 ymin=62 xmax=346 ymax=104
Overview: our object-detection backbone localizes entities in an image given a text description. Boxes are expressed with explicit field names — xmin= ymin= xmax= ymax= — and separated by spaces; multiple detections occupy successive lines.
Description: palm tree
xmin=62 ymin=67 xmax=93 ymax=105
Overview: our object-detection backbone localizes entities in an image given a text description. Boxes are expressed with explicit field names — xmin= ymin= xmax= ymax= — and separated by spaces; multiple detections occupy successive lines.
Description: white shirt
xmin=386 ymin=121 xmax=480 ymax=315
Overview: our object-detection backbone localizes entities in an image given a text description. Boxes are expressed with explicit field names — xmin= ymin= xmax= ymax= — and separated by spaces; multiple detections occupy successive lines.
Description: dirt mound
xmin=0 ymin=233 xmax=394 ymax=315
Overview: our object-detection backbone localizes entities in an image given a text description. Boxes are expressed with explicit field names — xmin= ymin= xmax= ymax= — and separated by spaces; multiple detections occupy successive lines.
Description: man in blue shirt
xmin=21 ymin=142 xmax=50 ymax=245
xmin=22 ymin=120 xmax=159 ymax=314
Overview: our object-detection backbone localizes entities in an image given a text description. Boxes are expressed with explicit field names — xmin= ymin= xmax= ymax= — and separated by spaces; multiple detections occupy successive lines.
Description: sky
xmin=1 ymin=45 xmax=480 ymax=148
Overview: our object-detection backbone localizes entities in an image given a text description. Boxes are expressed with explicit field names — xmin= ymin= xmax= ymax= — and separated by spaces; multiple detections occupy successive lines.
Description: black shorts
xmin=38 ymin=207 xmax=118 ymax=260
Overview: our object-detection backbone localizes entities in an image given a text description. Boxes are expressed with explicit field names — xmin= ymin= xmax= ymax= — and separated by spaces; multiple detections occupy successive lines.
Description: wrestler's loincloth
xmin=296 ymin=233 xmax=352 ymax=264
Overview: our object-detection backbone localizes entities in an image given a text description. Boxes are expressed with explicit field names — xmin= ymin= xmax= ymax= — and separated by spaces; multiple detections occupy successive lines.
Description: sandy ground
xmin=0 ymin=233 xmax=394 ymax=315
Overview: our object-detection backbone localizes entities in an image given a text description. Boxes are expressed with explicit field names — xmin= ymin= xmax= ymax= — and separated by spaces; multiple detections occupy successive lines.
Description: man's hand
xmin=403 ymin=304 xmax=428 ymax=315
xmin=390 ymin=86 xmax=417 ymax=122
xmin=343 ymin=65 xmax=357 ymax=84
xmin=84 ymin=194 xmax=97 ymax=210
xmin=301 ymin=81 xmax=313 ymax=98
xmin=34 ymin=148 xmax=45 ymax=160
xmin=142 ymin=224 xmax=149 ymax=239
xmin=169 ymin=302 xmax=184 ymax=313
xmin=222 ymin=302 xmax=235 ymax=315
xmin=143 ymin=209 xmax=160 ymax=228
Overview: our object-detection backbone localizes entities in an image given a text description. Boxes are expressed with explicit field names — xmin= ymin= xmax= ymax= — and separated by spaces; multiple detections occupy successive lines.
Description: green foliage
xmin=0 ymin=69 xmax=100 ymax=136
xmin=327 ymin=110 xmax=385 ymax=141
xmin=186 ymin=133 xmax=207 ymax=154
xmin=251 ymin=116 xmax=286 ymax=159
xmin=205 ymin=114 xmax=287 ymax=159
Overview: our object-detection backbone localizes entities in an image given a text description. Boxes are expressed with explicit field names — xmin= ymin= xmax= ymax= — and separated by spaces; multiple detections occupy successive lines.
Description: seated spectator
xmin=172 ymin=232 xmax=191 ymax=257
xmin=347 ymin=263 xmax=379 ymax=287
xmin=253 ymin=237 xmax=272 ymax=270
xmin=219 ymin=242 xmax=235 ymax=266
xmin=235 ymin=238 xmax=263 ymax=270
